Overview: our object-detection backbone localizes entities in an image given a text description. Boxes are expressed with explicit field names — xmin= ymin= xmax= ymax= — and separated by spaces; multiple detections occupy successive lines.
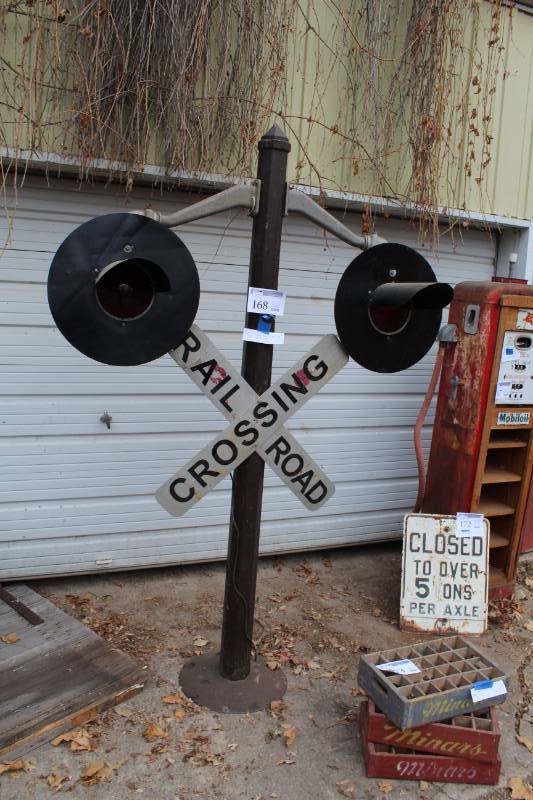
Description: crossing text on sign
xmin=157 ymin=330 xmax=347 ymax=516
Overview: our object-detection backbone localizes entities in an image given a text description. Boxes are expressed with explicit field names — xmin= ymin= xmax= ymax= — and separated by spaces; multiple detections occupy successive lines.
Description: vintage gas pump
xmin=423 ymin=282 xmax=533 ymax=598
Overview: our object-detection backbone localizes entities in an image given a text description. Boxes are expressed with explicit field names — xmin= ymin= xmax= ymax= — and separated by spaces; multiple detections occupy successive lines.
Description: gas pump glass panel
xmin=496 ymin=330 xmax=533 ymax=404
xmin=47 ymin=212 xmax=200 ymax=366
xmin=334 ymin=243 xmax=453 ymax=373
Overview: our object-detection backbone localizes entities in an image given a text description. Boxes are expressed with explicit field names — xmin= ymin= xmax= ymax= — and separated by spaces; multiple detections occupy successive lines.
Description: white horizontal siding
xmin=0 ymin=177 xmax=495 ymax=579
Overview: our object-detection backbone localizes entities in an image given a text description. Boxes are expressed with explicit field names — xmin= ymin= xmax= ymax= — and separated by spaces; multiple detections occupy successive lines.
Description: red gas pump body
xmin=423 ymin=282 xmax=533 ymax=598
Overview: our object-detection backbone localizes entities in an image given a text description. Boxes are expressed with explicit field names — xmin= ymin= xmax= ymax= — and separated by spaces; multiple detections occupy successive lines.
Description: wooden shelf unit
xmin=422 ymin=287 xmax=533 ymax=600
xmin=469 ymin=301 xmax=533 ymax=598
xmin=473 ymin=420 xmax=533 ymax=595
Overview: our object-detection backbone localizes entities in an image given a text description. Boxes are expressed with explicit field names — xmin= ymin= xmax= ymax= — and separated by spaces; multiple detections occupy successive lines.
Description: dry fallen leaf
xmin=46 ymin=772 xmax=69 ymax=790
xmin=1 ymin=633 xmax=20 ymax=645
xmin=81 ymin=761 xmax=105 ymax=779
xmin=275 ymin=758 xmax=296 ymax=765
xmin=70 ymin=733 xmax=93 ymax=752
xmin=51 ymin=727 xmax=93 ymax=751
xmin=80 ymin=760 xmax=119 ymax=786
xmin=269 ymin=700 xmax=286 ymax=718
xmin=162 ymin=693 xmax=185 ymax=705
xmin=372 ymin=607 xmax=382 ymax=618
xmin=524 ymin=619 xmax=533 ymax=633
xmin=420 ymin=781 xmax=430 ymax=790
xmin=306 ymin=659 xmax=321 ymax=670
xmin=173 ymin=709 xmax=187 ymax=720
xmin=508 ymin=777 xmax=533 ymax=800
xmin=193 ymin=637 xmax=209 ymax=647
xmin=525 ymin=576 xmax=533 ymax=589
xmin=378 ymin=781 xmax=394 ymax=794
xmin=350 ymin=687 xmax=365 ymax=697
xmin=336 ymin=779 xmax=355 ymax=797
xmin=266 ymin=660 xmax=279 ymax=671
xmin=0 ymin=760 xmax=26 ymax=775
xmin=144 ymin=722 xmax=168 ymax=741
xmin=516 ymin=734 xmax=533 ymax=753
xmin=281 ymin=724 xmax=297 ymax=748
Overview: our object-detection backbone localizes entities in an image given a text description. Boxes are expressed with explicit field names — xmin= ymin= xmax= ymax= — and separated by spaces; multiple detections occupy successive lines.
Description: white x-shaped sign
xmin=156 ymin=325 xmax=348 ymax=517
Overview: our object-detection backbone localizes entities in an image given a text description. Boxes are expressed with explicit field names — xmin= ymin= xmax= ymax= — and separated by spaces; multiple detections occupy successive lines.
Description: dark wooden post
xmin=219 ymin=125 xmax=290 ymax=680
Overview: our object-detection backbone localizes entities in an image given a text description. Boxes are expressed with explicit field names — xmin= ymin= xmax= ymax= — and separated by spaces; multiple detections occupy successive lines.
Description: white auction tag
xmin=496 ymin=381 xmax=511 ymax=401
xmin=247 ymin=287 xmax=286 ymax=316
xmin=243 ymin=328 xmax=284 ymax=345
xmin=456 ymin=512 xmax=484 ymax=537
xmin=470 ymin=679 xmax=507 ymax=703
xmin=376 ymin=659 xmax=421 ymax=675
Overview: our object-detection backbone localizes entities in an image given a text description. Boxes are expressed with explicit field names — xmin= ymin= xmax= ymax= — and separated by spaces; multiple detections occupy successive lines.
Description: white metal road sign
xmin=400 ymin=513 xmax=489 ymax=635
xmin=157 ymin=329 xmax=348 ymax=516
xmin=167 ymin=325 xmax=335 ymax=510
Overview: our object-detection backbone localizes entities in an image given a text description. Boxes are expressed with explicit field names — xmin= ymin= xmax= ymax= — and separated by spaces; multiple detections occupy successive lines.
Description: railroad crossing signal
xmin=157 ymin=325 xmax=348 ymax=516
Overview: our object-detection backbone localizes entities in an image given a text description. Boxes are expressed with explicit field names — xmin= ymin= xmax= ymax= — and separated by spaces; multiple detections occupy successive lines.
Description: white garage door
xmin=0 ymin=176 xmax=496 ymax=579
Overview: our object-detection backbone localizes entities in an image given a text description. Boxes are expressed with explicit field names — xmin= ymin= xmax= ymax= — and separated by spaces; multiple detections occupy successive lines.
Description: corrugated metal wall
xmin=0 ymin=178 xmax=496 ymax=579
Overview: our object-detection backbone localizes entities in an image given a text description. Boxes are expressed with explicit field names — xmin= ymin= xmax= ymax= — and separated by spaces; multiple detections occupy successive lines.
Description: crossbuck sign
xmin=157 ymin=325 xmax=348 ymax=516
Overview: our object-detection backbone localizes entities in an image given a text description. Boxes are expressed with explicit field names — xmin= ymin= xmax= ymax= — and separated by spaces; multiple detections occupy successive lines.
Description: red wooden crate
xmin=359 ymin=701 xmax=501 ymax=785
xmin=365 ymin=698 xmax=500 ymax=763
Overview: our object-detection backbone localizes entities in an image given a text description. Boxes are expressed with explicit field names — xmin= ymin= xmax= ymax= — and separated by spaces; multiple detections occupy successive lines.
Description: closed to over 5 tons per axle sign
xmin=400 ymin=513 xmax=489 ymax=635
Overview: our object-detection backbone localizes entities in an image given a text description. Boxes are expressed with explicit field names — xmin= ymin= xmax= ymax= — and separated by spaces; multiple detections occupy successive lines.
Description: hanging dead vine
xmin=0 ymin=0 xmax=514 ymax=236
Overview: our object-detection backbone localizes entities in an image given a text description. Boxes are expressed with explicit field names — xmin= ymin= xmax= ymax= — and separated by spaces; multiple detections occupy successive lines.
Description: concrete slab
xmin=0 ymin=542 xmax=531 ymax=800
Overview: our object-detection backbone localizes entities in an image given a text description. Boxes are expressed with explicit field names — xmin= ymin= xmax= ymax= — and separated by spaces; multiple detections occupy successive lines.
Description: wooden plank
xmin=0 ymin=585 xmax=145 ymax=760
xmin=487 ymin=437 xmax=527 ymax=449
xmin=0 ymin=585 xmax=43 ymax=625
xmin=481 ymin=466 xmax=521 ymax=483
xmin=478 ymin=497 xmax=515 ymax=516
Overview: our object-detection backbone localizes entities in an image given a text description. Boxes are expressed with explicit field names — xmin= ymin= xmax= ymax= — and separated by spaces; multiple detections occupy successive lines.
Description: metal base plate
xmin=179 ymin=653 xmax=287 ymax=713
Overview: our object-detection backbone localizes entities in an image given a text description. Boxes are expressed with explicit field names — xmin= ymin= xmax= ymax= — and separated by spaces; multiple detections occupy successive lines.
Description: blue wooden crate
xmin=357 ymin=635 xmax=508 ymax=730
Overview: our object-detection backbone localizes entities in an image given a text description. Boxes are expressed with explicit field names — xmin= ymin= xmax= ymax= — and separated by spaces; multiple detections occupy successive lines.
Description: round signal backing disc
xmin=334 ymin=243 xmax=447 ymax=373
xmin=47 ymin=212 xmax=200 ymax=366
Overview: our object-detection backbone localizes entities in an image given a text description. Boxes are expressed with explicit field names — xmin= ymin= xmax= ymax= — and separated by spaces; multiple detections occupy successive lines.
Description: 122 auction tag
xmin=456 ymin=512 xmax=484 ymax=538
xmin=247 ymin=287 xmax=286 ymax=316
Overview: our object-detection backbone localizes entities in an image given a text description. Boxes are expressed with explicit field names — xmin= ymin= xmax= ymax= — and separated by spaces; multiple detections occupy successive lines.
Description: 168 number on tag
xmin=247 ymin=287 xmax=286 ymax=316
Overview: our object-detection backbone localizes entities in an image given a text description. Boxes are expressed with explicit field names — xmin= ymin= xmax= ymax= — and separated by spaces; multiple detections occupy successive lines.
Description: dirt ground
xmin=1 ymin=542 xmax=532 ymax=800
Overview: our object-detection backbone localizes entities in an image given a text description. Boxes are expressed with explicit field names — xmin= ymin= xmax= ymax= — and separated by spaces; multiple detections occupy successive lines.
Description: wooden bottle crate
xmin=364 ymin=699 xmax=500 ymax=763
xmin=359 ymin=701 xmax=501 ymax=785
xmin=357 ymin=635 xmax=508 ymax=729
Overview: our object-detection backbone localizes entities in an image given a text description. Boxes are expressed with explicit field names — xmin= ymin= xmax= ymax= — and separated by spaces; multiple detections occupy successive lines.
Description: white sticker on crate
xmin=376 ymin=659 xmax=421 ymax=675
xmin=470 ymin=679 xmax=507 ymax=703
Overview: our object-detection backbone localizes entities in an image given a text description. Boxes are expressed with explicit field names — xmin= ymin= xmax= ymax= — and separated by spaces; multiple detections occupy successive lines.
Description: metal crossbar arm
xmin=133 ymin=181 xmax=385 ymax=251
xmin=286 ymin=188 xmax=386 ymax=250
xmin=133 ymin=181 xmax=260 ymax=227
